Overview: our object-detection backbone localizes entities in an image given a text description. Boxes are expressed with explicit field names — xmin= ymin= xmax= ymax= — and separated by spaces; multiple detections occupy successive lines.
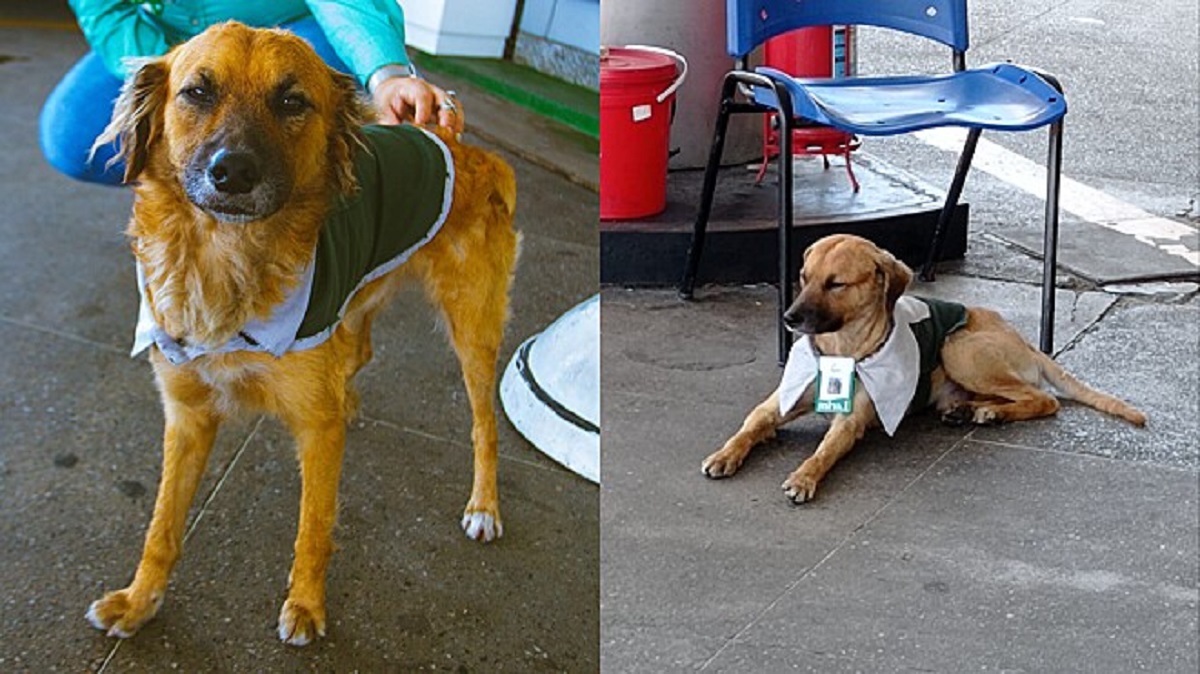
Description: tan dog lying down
xmin=702 ymin=234 xmax=1145 ymax=503
xmin=85 ymin=23 xmax=519 ymax=645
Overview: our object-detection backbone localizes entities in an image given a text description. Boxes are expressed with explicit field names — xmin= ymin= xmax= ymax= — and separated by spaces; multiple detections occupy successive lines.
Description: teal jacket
xmin=68 ymin=0 xmax=409 ymax=85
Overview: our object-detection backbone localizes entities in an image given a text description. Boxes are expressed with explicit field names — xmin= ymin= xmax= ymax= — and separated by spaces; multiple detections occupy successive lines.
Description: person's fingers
xmin=372 ymin=84 xmax=406 ymax=125
xmin=373 ymin=78 xmax=464 ymax=130
xmin=438 ymin=101 xmax=465 ymax=134
xmin=434 ymin=90 xmax=465 ymax=133
xmin=411 ymin=88 xmax=434 ymax=126
xmin=378 ymin=104 xmax=402 ymax=125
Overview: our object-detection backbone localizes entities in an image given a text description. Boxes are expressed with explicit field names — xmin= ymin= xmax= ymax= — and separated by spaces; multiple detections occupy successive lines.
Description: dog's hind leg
xmin=940 ymin=330 xmax=1062 ymax=425
xmin=953 ymin=383 xmax=1060 ymax=425
xmin=940 ymin=363 xmax=1061 ymax=425
xmin=409 ymin=177 xmax=518 ymax=542
xmin=87 ymin=371 xmax=220 ymax=638
xmin=437 ymin=244 xmax=517 ymax=543
xmin=431 ymin=274 xmax=513 ymax=542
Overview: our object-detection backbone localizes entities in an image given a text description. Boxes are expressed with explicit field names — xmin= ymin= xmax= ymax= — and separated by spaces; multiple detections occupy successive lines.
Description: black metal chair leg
xmin=776 ymin=93 xmax=795 ymax=364
xmin=680 ymin=78 xmax=739 ymax=300
xmin=1039 ymin=119 xmax=1064 ymax=354
xmin=920 ymin=128 xmax=982 ymax=282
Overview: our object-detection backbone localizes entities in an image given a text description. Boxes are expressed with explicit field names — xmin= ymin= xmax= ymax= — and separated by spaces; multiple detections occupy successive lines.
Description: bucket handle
xmin=624 ymin=44 xmax=688 ymax=103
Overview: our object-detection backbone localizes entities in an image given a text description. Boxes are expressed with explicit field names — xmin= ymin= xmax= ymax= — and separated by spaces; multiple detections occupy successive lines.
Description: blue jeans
xmin=39 ymin=16 xmax=352 ymax=186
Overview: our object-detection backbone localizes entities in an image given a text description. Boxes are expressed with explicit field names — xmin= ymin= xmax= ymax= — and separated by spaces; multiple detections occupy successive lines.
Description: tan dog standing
xmin=702 ymin=234 xmax=1145 ymax=503
xmin=85 ymin=23 xmax=518 ymax=645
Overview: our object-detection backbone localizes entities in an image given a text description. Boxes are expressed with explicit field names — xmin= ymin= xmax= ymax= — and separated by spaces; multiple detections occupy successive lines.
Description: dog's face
xmin=783 ymin=234 xmax=913 ymax=334
xmin=101 ymin=22 xmax=372 ymax=222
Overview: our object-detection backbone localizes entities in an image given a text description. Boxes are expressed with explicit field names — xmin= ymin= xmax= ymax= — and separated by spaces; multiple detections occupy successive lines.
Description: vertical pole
xmin=774 ymin=83 xmax=795 ymax=364
xmin=920 ymin=128 xmax=981 ymax=282
xmin=680 ymin=75 xmax=737 ymax=299
xmin=1040 ymin=120 xmax=1064 ymax=354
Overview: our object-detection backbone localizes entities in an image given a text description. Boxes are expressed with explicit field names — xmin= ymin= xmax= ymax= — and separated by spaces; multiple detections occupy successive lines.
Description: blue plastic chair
xmin=679 ymin=0 xmax=1067 ymax=361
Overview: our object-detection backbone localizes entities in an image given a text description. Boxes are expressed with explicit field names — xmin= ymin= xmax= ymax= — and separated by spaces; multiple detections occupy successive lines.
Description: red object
xmin=759 ymin=26 xmax=861 ymax=192
xmin=600 ymin=47 xmax=681 ymax=220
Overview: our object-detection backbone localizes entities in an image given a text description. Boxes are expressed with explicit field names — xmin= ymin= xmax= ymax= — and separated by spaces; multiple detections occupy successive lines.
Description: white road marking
xmin=914 ymin=127 xmax=1199 ymax=267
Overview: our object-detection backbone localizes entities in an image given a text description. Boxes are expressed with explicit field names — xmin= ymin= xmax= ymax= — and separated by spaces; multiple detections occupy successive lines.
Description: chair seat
xmin=754 ymin=63 xmax=1066 ymax=135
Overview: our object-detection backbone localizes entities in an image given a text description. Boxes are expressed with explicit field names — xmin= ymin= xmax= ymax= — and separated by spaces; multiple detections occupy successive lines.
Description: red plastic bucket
xmin=600 ymin=46 xmax=686 ymax=220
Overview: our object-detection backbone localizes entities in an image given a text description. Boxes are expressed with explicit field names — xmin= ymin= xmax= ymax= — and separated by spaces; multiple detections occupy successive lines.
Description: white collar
xmin=131 ymin=256 xmax=316 ymax=365
xmin=777 ymin=295 xmax=931 ymax=436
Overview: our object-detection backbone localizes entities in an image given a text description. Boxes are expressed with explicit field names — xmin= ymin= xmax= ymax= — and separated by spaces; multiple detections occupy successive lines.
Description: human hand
xmin=371 ymin=76 xmax=464 ymax=134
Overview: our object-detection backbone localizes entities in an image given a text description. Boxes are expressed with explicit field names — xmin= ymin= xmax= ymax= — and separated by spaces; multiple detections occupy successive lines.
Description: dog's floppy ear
xmin=328 ymin=70 xmax=375 ymax=196
xmin=877 ymin=249 xmax=913 ymax=313
xmin=93 ymin=58 xmax=169 ymax=183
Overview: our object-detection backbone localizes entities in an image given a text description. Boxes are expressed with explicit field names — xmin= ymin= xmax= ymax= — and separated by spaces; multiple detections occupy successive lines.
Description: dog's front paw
xmin=781 ymin=471 xmax=819 ymax=504
xmin=701 ymin=448 xmax=745 ymax=478
xmin=86 ymin=587 xmax=163 ymax=639
xmin=278 ymin=598 xmax=326 ymax=646
xmin=462 ymin=503 xmax=503 ymax=543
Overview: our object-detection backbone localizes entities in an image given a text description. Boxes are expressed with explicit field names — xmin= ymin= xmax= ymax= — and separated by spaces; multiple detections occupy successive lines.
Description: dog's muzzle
xmin=184 ymin=142 xmax=290 ymax=224
xmin=783 ymin=303 xmax=843 ymax=335
xmin=207 ymin=148 xmax=262 ymax=196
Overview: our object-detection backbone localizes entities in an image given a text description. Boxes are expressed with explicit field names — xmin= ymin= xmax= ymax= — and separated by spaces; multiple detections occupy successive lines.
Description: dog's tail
xmin=1036 ymin=351 xmax=1147 ymax=427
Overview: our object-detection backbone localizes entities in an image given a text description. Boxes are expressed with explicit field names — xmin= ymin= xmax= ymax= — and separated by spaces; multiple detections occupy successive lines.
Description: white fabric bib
xmin=777 ymin=296 xmax=931 ymax=436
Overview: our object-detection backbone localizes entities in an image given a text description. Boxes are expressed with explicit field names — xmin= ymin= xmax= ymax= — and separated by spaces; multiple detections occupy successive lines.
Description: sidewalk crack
xmin=0 ymin=314 xmax=126 ymax=356
xmin=183 ymin=416 xmax=265 ymax=544
xmin=95 ymin=416 xmax=264 ymax=673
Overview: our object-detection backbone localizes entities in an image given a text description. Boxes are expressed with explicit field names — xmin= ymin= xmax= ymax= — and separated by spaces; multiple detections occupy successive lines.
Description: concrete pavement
xmin=601 ymin=283 xmax=1198 ymax=673
xmin=0 ymin=7 xmax=598 ymax=672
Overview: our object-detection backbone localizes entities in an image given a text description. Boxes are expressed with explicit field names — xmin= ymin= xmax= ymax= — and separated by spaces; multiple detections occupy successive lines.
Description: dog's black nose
xmin=207 ymin=149 xmax=261 ymax=194
xmin=782 ymin=306 xmax=805 ymax=329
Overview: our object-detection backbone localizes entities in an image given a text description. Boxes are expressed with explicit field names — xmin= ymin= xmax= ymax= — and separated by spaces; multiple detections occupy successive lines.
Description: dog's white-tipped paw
xmin=278 ymin=599 xmax=325 ymax=647
xmin=85 ymin=602 xmax=131 ymax=638
xmin=278 ymin=621 xmax=312 ymax=647
xmin=461 ymin=511 xmax=503 ymax=543
xmin=85 ymin=602 xmax=104 ymax=630
xmin=86 ymin=588 xmax=162 ymax=639
xmin=782 ymin=473 xmax=819 ymax=505
xmin=701 ymin=452 xmax=743 ymax=478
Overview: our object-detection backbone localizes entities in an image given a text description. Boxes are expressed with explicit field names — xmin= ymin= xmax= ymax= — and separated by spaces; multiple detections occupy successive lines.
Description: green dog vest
xmin=909 ymin=296 xmax=970 ymax=409
xmin=132 ymin=125 xmax=454 ymax=364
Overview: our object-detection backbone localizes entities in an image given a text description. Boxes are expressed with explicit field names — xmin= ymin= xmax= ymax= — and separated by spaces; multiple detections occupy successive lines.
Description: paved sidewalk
xmin=0 ymin=12 xmax=598 ymax=673
xmin=602 ymin=280 xmax=1198 ymax=673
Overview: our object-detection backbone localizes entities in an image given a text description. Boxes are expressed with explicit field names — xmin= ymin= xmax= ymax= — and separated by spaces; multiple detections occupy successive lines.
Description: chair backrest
xmin=726 ymin=0 xmax=970 ymax=58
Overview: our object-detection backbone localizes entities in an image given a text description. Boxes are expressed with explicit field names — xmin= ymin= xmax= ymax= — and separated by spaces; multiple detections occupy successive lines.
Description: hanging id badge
xmin=815 ymin=356 xmax=855 ymax=414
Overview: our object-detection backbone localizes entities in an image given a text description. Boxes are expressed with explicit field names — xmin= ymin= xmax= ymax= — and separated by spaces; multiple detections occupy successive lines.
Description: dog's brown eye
xmin=826 ymin=280 xmax=846 ymax=290
xmin=276 ymin=93 xmax=310 ymax=116
xmin=182 ymin=85 xmax=214 ymax=105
